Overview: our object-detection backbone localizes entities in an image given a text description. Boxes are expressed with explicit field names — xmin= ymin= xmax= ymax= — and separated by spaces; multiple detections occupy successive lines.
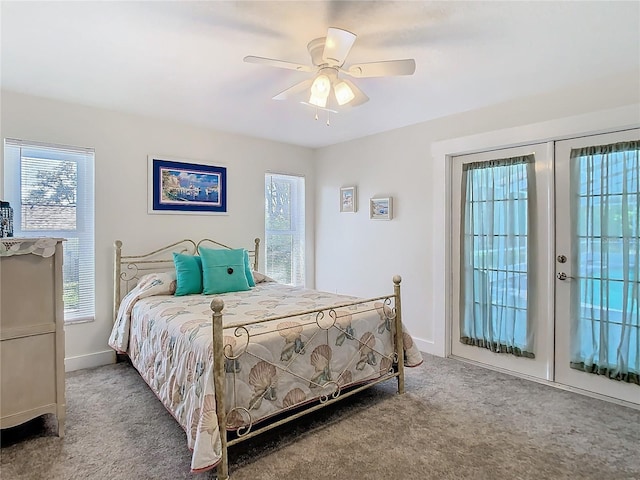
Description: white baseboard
xmin=413 ymin=337 xmax=442 ymax=357
xmin=65 ymin=350 xmax=116 ymax=372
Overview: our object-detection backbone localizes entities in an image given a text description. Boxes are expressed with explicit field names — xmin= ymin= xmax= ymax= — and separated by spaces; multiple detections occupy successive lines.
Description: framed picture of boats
xmin=148 ymin=156 xmax=227 ymax=214
xmin=370 ymin=196 xmax=393 ymax=220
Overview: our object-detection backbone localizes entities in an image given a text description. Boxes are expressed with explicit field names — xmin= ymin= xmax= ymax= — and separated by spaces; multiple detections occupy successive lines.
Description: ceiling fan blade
xmin=339 ymin=78 xmax=369 ymax=107
xmin=346 ymin=59 xmax=416 ymax=78
xmin=322 ymin=27 xmax=357 ymax=66
xmin=244 ymin=56 xmax=312 ymax=73
xmin=273 ymin=79 xmax=313 ymax=100
xmin=272 ymin=79 xmax=313 ymax=101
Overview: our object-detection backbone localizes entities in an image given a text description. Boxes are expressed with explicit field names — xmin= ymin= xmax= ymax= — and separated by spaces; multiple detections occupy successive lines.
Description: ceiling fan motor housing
xmin=308 ymin=37 xmax=332 ymax=67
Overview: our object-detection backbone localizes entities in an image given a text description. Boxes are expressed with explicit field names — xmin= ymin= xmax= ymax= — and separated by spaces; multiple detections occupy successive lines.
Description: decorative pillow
xmin=173 ymin=252 xmax=203 ymax=296
xmin=244 ymin=249 xmax=256 ymax=287
xmin=252 ymin=270 xmax=275 ymax=283
xmin=199 ymin=247 xmax=250 ymax=295
xmin=136 ymin=271 xmax=177 ymax=297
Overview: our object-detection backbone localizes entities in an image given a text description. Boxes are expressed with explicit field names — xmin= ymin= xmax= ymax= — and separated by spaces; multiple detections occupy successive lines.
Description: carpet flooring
xmin=1 ymin=354 xmax=639 ymax=480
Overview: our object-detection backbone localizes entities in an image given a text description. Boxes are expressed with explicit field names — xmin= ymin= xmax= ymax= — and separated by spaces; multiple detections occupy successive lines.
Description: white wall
xmin=314 ymin=73 xmax=640 ymax=356
xmin=1 ymin=90 xmax=315 ymax=371
xmin=2 ymin=69 xmax=639 ymax=369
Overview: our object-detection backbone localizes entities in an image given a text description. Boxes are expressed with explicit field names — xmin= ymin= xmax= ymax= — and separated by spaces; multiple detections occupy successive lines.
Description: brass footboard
xmin=210 ymin=276 xmax=405 ymax=480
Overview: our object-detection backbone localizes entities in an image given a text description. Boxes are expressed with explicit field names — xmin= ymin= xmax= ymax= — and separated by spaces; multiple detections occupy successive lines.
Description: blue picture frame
xmin=148 ymin=157 xmax=227 ymax=214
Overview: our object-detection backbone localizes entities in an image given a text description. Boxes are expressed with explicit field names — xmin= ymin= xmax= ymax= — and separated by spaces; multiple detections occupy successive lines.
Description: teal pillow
xmin=199 ymin=247 xmax=250 ymax=294
xmin=173 ymin=252 xmax=203 ymax=296
xmin=244 ymin=249 xmax=256 ymax=287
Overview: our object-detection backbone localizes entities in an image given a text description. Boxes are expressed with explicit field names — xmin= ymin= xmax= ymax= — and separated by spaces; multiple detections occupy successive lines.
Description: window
xmin=264 ymin=173 xmax=305 ymax=286
xmin=4 ymin=139 xmax=95 ymax=323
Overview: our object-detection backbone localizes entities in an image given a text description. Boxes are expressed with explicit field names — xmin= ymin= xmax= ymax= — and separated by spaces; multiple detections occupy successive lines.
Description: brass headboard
xmin=113 ymin=238 xmax=260 ymax=322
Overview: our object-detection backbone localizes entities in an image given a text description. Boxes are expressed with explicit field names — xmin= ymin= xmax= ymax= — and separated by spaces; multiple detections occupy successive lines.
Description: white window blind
xmin=3 ymin=138 xmax=95 ymax=323
xmin=264 ymin=173 xmax=305 ymax=286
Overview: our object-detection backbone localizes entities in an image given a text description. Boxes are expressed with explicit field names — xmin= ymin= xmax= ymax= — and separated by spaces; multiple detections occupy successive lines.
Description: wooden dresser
xmin=0 ymin=237 xmax=65 ymax=436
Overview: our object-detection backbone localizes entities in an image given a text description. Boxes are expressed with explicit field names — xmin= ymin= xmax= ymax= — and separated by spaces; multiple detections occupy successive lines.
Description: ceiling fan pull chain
xmin=314 ymin=108 xmax=319 ymax=121
xmin=326 ymin=111 xmax=330 ymax=127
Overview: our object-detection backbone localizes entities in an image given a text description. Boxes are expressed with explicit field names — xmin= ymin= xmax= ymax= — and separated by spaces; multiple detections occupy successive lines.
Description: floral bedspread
xmin=108 ymin=275 xmax=423 ymax=472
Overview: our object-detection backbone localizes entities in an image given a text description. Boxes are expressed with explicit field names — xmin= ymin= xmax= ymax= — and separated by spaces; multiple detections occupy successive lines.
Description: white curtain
xmin=570 ymin=141 xmax=639 ymax=384
xmin=460 ymin=155 xmax=536 ymax=357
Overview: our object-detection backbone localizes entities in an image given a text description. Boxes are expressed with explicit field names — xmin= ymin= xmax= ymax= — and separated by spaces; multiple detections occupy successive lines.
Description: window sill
xmin=64 ymin=316 xmax=95 ymax=326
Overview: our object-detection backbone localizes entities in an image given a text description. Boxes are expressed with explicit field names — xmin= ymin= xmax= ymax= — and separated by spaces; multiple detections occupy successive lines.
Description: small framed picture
xmin=340 ymin=186 xmax=357 ymax=213
xmin=370 ymin=197 xmax=393 ymax=220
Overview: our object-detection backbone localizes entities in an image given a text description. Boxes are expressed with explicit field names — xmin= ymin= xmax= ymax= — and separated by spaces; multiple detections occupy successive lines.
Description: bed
xmin=108 ymin=238 xmax=423 ymax=479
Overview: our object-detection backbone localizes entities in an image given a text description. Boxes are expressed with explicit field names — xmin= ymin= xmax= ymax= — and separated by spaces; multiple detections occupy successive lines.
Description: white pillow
xmin=136 ymin=271 xmax=177 ymax=296
xmin=251 ymin=270 xmax=275 ymax=283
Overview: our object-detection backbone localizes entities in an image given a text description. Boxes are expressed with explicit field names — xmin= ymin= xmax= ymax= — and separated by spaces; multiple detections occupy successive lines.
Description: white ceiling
xmin=2 ymin=1 xmax=639 ymax=148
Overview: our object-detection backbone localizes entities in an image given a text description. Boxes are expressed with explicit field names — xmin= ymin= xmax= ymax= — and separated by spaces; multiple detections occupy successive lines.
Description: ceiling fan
xmin=244 ymin=27 xmax=416 ymax=115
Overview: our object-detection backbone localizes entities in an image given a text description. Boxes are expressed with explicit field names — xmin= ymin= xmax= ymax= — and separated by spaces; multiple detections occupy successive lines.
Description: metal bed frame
xmin=113 ymin=238 xmax=405 ymax=479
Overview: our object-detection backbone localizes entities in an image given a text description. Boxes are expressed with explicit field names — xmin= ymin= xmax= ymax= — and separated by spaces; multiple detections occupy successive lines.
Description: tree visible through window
xmin=21 ymin=158 xmax=77 ymax=230
xmin=265 ymin=174 xmax=305 ymax=286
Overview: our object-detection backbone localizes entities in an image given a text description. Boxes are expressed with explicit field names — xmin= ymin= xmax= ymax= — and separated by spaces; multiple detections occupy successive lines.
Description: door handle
xmin=556 ymin=272 xmax=574 ymax=280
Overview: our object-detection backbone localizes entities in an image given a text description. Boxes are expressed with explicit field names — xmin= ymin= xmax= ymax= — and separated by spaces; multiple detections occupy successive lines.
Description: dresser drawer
xmin=0 ymin=333 xmax=58 ymax=418
xmin=0 ymin=253 xmax=56 ymax=331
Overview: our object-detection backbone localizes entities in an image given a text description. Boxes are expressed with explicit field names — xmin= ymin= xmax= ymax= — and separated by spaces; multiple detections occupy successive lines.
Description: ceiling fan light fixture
xmin=334 ymin=81 xmax=355 ymax=106
xmin=308 ymin=93 xmax=328 ymax=108
xmin=310 ymin=74 xmax=331 ymax=98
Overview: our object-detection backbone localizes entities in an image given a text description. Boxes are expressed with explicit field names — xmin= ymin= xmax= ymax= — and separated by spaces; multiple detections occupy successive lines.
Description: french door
xmin=555 ymin=129 xmax=639 ymax=404
xmin=451 ymin=130 xmax=639 ymax=406
xmin=450 ymin=143 xmax=555 ymax=380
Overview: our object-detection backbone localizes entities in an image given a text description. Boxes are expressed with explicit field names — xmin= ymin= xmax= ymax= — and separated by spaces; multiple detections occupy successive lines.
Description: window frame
xmin=264 ymin=172 xmax=305 ymax=287
xmin=3 ymin=139 xmax=96 ymax=324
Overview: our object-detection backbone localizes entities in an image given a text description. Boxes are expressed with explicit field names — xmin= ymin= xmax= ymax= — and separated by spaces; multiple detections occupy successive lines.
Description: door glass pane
xmin=570 ymin=141 xmax=639 ymax=384
xmin=460 ymin=155 xmax=535 ymax=357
